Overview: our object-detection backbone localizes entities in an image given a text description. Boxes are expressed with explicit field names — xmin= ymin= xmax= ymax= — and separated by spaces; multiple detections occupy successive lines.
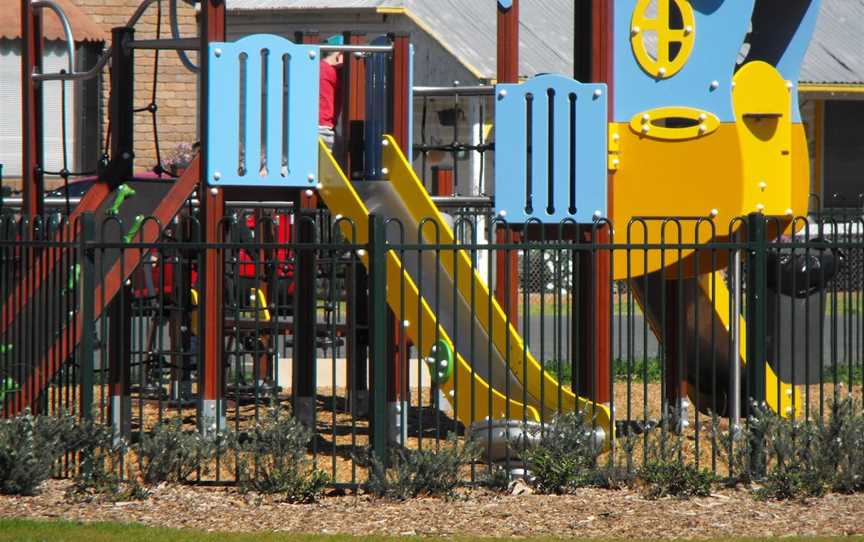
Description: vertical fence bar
xmin=78 ymin=213 xmax=95 ymax=420
xmin=746 ymin=212 xmax=767 ymax=409
xmin=294 ymin=208 xmax=317 ymax=426
xmin=745 ymin=212 xmax=767 ymax=477
xmin=368 ymin=214 xmax=389 ymax=464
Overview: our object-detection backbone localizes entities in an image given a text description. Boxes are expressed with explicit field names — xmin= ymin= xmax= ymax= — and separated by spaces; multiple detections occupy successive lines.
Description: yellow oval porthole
xmin=628 ymin=107 xmax=720 ymax=141
xmin=630 ymin=0 xmax=696 ymax=79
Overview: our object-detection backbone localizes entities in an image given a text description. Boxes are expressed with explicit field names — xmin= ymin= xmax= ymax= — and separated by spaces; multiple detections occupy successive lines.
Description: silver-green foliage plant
xmin=0 ymin=411 xmax=78 ymax=495
xmin=522 ymin=412 xmax=608 ymax=494
xmin=137 ymin=420 xmax=211 ymax=485
xmin=233 ymin=411 xmax=329 ymax=503
xmin=365 ymin=434 xmax=479 ymax=500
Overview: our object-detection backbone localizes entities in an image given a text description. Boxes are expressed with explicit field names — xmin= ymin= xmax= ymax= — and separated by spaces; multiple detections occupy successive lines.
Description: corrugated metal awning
xmin=0 ymin=0 xmax=106 ymax=43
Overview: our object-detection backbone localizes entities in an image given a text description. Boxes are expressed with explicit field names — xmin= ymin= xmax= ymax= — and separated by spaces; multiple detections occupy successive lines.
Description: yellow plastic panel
xmin=381 ymin=136 xmax=613 ymax=438
xmin=733 ymin=61 xmax=793 ymax=216
xmin=628 ymin=107 xmax=720 ymax=141
xmin=697 ymin=272 xmax=802 ymax=418
xmin=610 ymin=122 xmax=744 ymax=280
xmin=316 ymin=139 xmax=539 ymax=425
xmin=790 ymin=122 xmax=811 ymax=223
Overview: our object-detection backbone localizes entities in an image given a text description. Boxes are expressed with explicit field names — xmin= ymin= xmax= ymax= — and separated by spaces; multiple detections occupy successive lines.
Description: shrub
xmin=137 ymin=420 xmax=210 ymax=485
xmin=233 ymin=412 xmax=329 ymax=503
xmin=637 ymin=423 xmax=715 ymax=499
xmin=815 ymin=397 xmax=864 ymax=494
xmin=639 ymin=461 xmax=715 ymax=499
xmin=0 ymin=411 xmax=78 ymax=495
xmin=522 ymin=412 xmax=604 ymax=494
xmin=717 ymin=399 xmax=864 ymax=499
xmin=365 ymin=434 xmax=478 ymax=500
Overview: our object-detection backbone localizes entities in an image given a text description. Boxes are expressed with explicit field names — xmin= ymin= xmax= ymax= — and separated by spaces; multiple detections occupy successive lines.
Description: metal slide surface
xmin=318 ymin=137 xmax=611 ymax=437
xmin=631 ymin=270 xmax=799 ymax=418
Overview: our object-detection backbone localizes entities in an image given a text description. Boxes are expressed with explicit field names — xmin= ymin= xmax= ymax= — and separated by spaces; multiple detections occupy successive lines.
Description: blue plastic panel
xmin=207 ymin=34 xmax=319 ymax=187
xmin=613 ymin=0 xmax=755 ymax=123
xmin=494 ymin=74 xmax=608 ymax=224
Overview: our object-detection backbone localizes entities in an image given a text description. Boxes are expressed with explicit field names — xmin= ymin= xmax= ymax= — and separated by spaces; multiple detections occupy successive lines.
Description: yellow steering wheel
xmin=630 ymin=0 xmax=696 ymax=79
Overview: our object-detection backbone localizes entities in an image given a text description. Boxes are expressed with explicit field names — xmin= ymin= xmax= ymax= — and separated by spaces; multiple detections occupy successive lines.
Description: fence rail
xmin=0 ymin=207 xmax=861 ymax=486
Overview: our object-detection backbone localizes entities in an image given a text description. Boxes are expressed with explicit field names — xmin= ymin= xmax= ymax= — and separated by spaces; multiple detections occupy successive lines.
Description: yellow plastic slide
xmin=631 ymin=270 xmax=800 ymax=418
xmin=317 ymin=137 xmax=612 ymax=439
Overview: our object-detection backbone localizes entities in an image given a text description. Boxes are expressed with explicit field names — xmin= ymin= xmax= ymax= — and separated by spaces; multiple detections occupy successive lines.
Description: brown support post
xmin=386 ymin=33 xmax=411 ymax=444
xmin=344 ymin=32 xmax=367 ymax=179
xmin=571 ymin=0 xmax=612 ymax=405
xmin=199 ymin=0 xmax=226 ymax=437
xmin=593 ymin=0 xmax=613 ymax=406
xmin=495 ymin=0 xmax=521 ymax=325
xmin=21 ymin=0 xmax=44 ymax=218
xmin=342 ymin=32 xmax=370 ymax=415
xmin=289 ymin=31 xmax=321 ymax=426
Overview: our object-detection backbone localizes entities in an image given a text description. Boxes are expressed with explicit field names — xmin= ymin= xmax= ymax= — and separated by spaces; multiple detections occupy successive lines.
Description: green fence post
xmin=368 ymin=214 xmax=389 ymax=465
xmin=745 ymin=211 xmax=767 ymax=476
xmin=78 ymin=212 xmax=96 ymax=420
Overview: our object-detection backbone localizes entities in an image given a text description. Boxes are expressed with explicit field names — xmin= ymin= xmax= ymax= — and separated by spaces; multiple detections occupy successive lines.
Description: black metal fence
xmin=0 ymin=206 xmax=861 ymax=486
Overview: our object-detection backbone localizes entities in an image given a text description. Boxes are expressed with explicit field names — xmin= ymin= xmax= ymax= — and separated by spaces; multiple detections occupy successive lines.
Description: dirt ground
xmin=1 ymin=479 xmax=864 ymax=538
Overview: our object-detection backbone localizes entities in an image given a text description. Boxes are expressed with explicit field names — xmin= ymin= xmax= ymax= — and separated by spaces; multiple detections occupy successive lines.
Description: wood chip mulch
xmin=1 ymin=480 xmax=864 ymax=538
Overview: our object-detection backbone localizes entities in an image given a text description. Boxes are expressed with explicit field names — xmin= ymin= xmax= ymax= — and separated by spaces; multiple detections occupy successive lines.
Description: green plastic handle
xmin=123 ymin=215 xmax=145 ymax=243
xmin=106 ymin=183 xmax=136 ymax=216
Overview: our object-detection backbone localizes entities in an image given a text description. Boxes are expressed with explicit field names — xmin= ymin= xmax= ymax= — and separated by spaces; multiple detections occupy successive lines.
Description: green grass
xmin=543 ymin=357 xmax=663 ymax=384
xmin=0 ymin=520 xmax=862 ymax=542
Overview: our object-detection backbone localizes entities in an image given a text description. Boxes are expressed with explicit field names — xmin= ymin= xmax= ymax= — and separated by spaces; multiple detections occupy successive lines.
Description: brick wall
xmin=72 ymin=0 xmax=199 ymax=172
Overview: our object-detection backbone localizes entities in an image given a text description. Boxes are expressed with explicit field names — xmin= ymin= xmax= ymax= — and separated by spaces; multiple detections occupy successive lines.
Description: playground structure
xmin=0 ymin=0 xmax=857 ymax=482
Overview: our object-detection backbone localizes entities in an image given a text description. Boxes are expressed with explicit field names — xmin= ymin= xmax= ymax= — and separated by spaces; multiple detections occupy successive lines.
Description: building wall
xmin=71 ymin=0 xmax=199 ymax=172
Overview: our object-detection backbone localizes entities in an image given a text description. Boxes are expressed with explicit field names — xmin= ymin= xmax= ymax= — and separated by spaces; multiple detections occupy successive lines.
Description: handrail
xmin=413 ymin=85 xmax=495 ymax=97
xmin=31 ymin=0 xmax=76 ymax=75
xmin=33 ymin=0 xmax=161 ymax=82
xmin=170 ymin=0 xmax=198 ymax=73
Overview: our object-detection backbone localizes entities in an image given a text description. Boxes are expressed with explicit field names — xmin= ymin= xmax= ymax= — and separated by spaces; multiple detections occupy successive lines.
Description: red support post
xmin=495 ymin=0 xmax=520 ymax=325
xmin=21 ymin=0 xmax=44 ymax=218
xmin=199 ymin=0 xmax=226 ymax=436
xmin=431 ymin=166 xmax=454 ymax=197
xmin=344 ymin=32 xmax=367 ymax=179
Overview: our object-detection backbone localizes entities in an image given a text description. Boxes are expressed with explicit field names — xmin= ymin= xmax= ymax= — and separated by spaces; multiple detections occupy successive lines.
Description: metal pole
xmin=100 ymin=26 xmax=135 ymax=188
xmin=730 ymin=234 xmax=742 ymax=431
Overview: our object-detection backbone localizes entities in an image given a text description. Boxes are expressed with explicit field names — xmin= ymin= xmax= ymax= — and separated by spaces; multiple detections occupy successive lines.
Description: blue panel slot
xmin=207 ymin=34 xmax=319 ymax=187
xmin=494 ymin=74 xmax=607 ymax=224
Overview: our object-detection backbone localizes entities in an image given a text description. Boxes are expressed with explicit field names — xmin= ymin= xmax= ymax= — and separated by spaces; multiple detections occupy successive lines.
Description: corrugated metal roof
xmin=227 ymin=0 xmax=572 ymax=79
xmin=227 ymin=0 xmax=864 ymax=85
xmin=0 ymin=0 xmax=106 ymax=42
xmin=800 ymin=0 xmax=864 ymax=85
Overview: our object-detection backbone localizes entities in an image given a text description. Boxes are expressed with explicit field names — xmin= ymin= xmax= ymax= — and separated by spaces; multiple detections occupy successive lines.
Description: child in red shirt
xmin=319 ymin=35 xmax=344 ymax=151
